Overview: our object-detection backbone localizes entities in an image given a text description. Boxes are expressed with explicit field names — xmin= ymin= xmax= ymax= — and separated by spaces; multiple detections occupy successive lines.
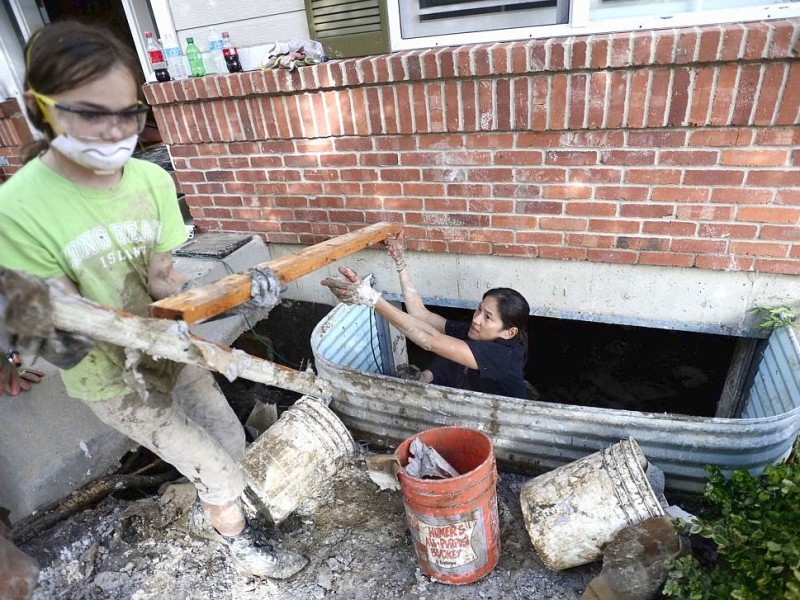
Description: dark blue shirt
xmin=427 ymin=320 xmax=528 ymax=399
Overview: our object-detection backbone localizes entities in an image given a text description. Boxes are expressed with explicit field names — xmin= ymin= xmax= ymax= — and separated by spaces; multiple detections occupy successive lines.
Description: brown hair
xmin=22 ymin=21 xmax=142 ymax=162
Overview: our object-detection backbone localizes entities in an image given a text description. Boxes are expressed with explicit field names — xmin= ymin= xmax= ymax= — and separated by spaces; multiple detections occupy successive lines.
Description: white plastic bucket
xmin=520 ymin=437 xmax=665 ymax=570
xmin=240 ymin=396 xmax=356 ymax=523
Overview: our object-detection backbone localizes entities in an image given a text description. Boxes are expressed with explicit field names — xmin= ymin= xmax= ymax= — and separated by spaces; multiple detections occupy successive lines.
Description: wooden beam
xmin=715 ymin=337 xmax=761 ymax=418
xmin=149 ymin=221 xmax=402 ymax=323
xmin=50 ymin=291 xmax=332 ymax=399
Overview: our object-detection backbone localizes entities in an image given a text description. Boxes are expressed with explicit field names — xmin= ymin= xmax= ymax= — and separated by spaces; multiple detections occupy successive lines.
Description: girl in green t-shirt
xmin=0 ymin=20 xmax=305 ymax=580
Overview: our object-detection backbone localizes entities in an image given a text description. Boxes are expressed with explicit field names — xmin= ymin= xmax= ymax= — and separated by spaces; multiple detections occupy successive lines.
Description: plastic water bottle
xmin=162 ymin=33 xmax=188 ymax=80
xmin=185 ymin=37 xmax=206 ymax=77
xmin=144 ymin=31 xmax=170 ymax=82
xmin=206 ymin=27 xmax=227 ymax=75
xmin=221 ymin=31 xmax=242 ymax=73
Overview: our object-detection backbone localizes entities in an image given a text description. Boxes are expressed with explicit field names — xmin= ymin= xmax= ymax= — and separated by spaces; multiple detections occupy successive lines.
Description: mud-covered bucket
xmin=396 ymin=426 xmax=500 ymax=585
xmin=520 ymin=437 xmax=665 ymax=570
xmin=240 ymin=396 xmax=356 ymax=524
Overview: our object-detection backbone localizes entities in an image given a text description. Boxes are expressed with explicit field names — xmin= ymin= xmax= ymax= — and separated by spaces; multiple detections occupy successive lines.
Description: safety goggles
xmin=30 ymin=90 xmax=149 ymax=138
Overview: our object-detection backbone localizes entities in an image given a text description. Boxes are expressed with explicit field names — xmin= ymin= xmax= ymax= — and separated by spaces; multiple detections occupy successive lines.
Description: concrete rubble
xmin=581 ymin=517 xmax=687 ymax=600
xmin=7 ymin=349 xmax=699 ymax=599
xmin=405 ymin=437 xmax=460 ymax=479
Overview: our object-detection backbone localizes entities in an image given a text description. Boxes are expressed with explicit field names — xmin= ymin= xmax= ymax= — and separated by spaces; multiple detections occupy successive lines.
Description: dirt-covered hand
xmin=320 ymin=267 xmax=381 ymax=307
xmin=242 ymin=267 xmax=283 ymax=311
xmin=385 ymin=232 xmax=406 ymax=272
xmin=0 ymin=269 xmax=94 ymax=369
xmin=0 ymin=361 xmax=44 ymax=396
xmin=395 ymin=363 xmax=421 ymax=381
xmin=247 ymin=267 xmax=283 ymax=309
xmin=224 ymin=267 xmax=284 ymax=320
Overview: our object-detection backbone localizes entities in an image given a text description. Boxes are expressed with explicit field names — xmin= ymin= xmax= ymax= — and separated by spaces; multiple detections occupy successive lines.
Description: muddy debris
xmin=22 ymin=463 xmax=599 ymax=599
xmin=582 ymin=516 xmax=688 ymax=600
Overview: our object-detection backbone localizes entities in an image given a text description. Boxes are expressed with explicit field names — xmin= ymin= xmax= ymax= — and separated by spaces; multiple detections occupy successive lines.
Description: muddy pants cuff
xmin=83 ymin=366 xmax=247 ymax=506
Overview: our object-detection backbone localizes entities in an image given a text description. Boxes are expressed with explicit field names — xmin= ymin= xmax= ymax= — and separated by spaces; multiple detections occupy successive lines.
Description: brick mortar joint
xmin=144 ymin=19 xmax=797 ymax=106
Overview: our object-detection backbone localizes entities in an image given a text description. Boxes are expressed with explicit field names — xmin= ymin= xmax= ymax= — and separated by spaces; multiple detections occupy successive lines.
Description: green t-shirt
xmin=0 ymin=157 xmax=188 ymax=401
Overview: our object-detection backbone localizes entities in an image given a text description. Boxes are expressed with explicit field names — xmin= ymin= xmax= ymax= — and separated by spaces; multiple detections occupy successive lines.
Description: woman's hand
xmin=385 ymin=232 xmax=407 ymax=272
xmin=320 ymin=267 xmax=381 ymax=307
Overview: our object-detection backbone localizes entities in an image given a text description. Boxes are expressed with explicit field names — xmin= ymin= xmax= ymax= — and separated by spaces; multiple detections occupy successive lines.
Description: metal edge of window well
xmin=310 ymin=302 xmax=800 ymax=493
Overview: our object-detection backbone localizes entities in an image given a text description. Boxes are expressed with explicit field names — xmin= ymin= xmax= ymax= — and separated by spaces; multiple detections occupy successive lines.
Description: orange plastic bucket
xmin=395 ymin=426 xmax=500 ymax=585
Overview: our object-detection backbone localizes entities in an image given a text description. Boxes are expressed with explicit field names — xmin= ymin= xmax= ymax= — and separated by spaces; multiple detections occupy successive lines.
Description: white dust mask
xmin=50 ymin=133 xmax=138 ymax=175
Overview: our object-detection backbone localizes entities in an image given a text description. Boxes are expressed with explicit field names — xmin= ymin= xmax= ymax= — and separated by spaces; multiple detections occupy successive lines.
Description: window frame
xmin=386 ymin=0 xmax=800 ymax=51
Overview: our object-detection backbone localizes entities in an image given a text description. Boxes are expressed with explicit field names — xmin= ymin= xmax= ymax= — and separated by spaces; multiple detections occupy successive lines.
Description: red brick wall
xmin=143 ymin=20 xmax=800 ymax=275
xmin=0 ymin=98 xmax=34 ymax=182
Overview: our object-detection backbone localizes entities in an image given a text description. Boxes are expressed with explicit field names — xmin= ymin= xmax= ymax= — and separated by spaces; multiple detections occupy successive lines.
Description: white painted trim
xmin=275 ymin=244 xmax=800 ymax=337
xmin=150 ymin=0 xmax=179 ymax=45
xmin=570 ymin=0 xmax=591 ymax=28
xmin=5 ymin=0 xmax=46 ymax=39
xmin=386 ymin=0 xmax=404 ymax=50
xmin=0 ymin=0 xmax=39 ymax=140
xmin=388 ymin=3 xmax=800 ymax=51
xmin=0 ymin=9 xmax=23 ymax=99
xmin=120 ymin=0 xmax=159 ymax=83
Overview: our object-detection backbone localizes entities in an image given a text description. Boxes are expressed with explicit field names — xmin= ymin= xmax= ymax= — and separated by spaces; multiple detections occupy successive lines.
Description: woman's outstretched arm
xmin=386 ymin=233 xmax=446 ymax=333
xmin=321 ymin=266 xmax=478 ymax=370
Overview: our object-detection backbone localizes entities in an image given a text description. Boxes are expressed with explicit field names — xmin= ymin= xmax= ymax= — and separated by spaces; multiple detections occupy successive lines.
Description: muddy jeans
xmin=84 ymin=365 xmax=247 ymax=505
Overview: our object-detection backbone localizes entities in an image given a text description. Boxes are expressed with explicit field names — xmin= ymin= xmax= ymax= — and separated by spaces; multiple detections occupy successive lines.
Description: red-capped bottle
xmin=221 ymin=31 xmax=243 ymax=73
xmin=144 ymin=31 xmax=171 ymax=82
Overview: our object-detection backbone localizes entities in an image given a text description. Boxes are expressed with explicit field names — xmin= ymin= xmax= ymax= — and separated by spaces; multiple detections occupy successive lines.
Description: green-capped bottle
xmin=185 ymin=37 xmax=206 ymax=77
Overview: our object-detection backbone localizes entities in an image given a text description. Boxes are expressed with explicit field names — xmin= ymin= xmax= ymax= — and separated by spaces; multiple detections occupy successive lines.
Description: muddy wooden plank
xmin=149 ymin=222 xmax=402 ymax=324
xmin=50 ymin=291 xmax=331 ymax=399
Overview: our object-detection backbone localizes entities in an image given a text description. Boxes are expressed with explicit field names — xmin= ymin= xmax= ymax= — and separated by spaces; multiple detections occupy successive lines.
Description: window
xmin=388 ymin=0 xmax=800 ymax=50
xmin=588 ymin=0 xmax=789 ymax=22
xmin=399 ymin=1 xmax=569 ymax=39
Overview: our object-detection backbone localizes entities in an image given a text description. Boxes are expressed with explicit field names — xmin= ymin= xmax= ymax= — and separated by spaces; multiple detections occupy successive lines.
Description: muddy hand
xmin=320 ymin=267 xmax=381 ymax=307
xmin=385 ymin=232 xmax=406 ymax=272
xmin=0 ymin=269 xmax=94 ymax=369
xmin=395 ymin=363 xmax=421 ymax=381
xmin=226 ymin=267 xmax=285 ymax=319
xmin=0 ymin=363 xmax=33 ymax=396
xmin=247 ymin=267 xmax=283 ymax=309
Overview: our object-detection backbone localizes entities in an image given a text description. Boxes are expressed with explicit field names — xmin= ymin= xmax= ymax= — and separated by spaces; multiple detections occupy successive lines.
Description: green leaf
xmin=766 ymin=541 xmax=783 ymax=552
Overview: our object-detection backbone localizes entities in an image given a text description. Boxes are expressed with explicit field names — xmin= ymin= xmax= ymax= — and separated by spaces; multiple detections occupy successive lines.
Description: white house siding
xmin=167 ymin=0 xmax=309 ymax=48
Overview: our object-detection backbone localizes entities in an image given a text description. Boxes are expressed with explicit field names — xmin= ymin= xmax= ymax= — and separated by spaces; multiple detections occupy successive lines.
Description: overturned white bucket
xmin=241 ymin=396 xmax=356 ymax=524
xmin=520 ymin=437 xmax=665 ymax=570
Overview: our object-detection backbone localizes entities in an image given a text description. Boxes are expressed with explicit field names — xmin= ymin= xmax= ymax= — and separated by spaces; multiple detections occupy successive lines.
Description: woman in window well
xmin=321 ymin=232 xmax=530 ymax=399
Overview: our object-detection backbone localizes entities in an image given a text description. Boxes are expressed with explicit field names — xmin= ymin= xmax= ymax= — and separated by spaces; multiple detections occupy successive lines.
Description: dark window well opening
xmin=221 ymin=300 xmax=741 ymax=420
xmin=406 ymin=305 xmax=739 ymax=418
xmin=214 ymin=300 xmax=333 ymax=423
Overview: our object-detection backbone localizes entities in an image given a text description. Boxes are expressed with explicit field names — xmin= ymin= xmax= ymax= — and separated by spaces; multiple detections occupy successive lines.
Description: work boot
xmin=223 ymin=525 xmax=308 ymax=580
xmin=188 ymin=497 xmax=307 ymax=580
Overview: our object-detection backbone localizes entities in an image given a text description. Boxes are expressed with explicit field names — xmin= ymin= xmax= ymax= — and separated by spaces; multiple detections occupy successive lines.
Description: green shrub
xmin=750 ymin=305 xmax=798 ymax=330
xmin=662 ymin=461 xmax=800 ymax=599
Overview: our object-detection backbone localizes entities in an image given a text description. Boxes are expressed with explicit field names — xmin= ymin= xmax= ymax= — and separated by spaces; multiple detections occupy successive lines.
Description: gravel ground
xmin=22 ymin=461 xmax=599 ymax=599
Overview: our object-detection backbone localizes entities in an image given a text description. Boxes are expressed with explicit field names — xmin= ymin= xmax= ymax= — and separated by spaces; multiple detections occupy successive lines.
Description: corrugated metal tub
xmin=311 ymin=303 xmax=800 ymax=492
